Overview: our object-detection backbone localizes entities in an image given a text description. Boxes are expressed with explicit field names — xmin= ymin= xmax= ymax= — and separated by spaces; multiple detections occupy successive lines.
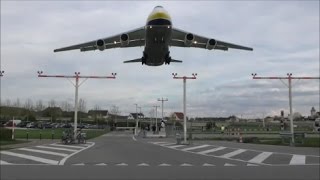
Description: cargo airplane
xmin=54 ymin=6 xmax=253 ymax=66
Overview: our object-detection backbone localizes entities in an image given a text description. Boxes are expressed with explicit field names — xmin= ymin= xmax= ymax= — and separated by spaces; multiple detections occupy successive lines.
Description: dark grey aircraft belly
xmin=144 ymin=26 xmax=172 ymax=66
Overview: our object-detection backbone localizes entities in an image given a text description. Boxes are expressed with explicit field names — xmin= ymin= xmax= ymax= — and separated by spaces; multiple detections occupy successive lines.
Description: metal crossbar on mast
xmin=252 ymin=73 xmax=320 ymax=145
xmin=37 ymin=71 xmax=116 ymax=139
xmin=172 ymin=73 xmax=197 ymax=144
xmin=0 ymin=71 xmax=4 ymax=77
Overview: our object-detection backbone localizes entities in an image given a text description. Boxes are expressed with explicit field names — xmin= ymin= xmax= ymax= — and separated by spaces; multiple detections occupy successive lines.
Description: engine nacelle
xmin=184 ymin=33 xmax=194 ymax=46
xmin=206 ymin=39 xmax=217 ymax=50
xmin=96 ymin=39 xmax=105 ymax=51
xmin=120 ymin=33 xmax=129 ymax=46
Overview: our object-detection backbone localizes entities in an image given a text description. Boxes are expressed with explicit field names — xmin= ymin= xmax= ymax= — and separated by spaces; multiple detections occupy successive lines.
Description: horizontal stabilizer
xmin=123 ymin=58 xmax=142 ymax=63
xmin=171 ymin=59 xmax=182 ymax=63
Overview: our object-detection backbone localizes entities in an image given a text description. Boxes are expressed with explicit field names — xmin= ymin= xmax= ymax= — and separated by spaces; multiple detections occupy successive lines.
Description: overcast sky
xmin=1 ymin=0 xmax=319 ymax=118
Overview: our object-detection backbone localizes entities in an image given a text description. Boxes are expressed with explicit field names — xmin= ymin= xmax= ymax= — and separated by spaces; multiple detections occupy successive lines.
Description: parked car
xmin=17 ymin=121 xmax=30 ymax=128
xmin=42 ymin=123 xmax=53 ymax=129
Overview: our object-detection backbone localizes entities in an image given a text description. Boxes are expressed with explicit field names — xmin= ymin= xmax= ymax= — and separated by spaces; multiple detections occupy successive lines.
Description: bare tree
xmin=35 ymin=100 xmax=45 ymax=112
xmin=24 ymin=99 xmax=34 ymax=110
xmin=48 ymin=99 xmax=56 ymax=107
xmin=78 ymin=98 xmax=87 ymax=113
xmin=5 ymin=99 xmax=11 ymax=107
xmin=13 ymin=98 xmax=21 ymax=108
xmin=110 ymin=105 xmax=120 ymax=123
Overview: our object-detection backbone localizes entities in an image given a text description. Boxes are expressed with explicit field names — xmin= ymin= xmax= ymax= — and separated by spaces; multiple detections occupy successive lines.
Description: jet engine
xmin=206 ymin=39 xmax=217 ymax=50
xmin=96 ymin=39 xmax=105 ymax=51
xmin=184 ymin=33 xmax=194 ymax=46
xmin=120 ymin=33 xmax=129 ymax=46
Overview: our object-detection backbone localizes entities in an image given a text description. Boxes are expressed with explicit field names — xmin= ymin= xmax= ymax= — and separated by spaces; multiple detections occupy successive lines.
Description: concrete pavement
xmin=1 ymin=131 xmax=319 ymax=180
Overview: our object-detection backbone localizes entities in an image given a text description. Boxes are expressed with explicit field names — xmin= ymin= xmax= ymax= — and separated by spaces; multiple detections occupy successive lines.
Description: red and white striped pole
xmin=172 ymin=73 xmax=197 ymax=144
xmin=252 ymin=73 xmax=320 ymax=145
xmin=38 ymin=71 xmax=117 ymax=140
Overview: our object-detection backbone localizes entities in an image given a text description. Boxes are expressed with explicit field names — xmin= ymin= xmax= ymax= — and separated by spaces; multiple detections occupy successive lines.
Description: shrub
xmin=0 ymin=128 xmax=12 ymax=140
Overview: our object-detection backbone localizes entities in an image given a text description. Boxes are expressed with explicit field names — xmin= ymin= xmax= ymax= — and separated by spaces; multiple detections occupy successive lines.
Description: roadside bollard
xmin=51 ymin=130 xmax=54 ymax=140
xmin=40 ymin=132 xmax=42 ymax=140
xmin=26 ymin=132 xmax=29 ymax=141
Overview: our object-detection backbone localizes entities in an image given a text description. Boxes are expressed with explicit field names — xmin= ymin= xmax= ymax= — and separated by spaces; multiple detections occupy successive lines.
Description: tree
xmin=78 ymin=98 xmax=87 ymax=113
xmin=13 ymin=98 xmax=21 ymax=108
xmin=48 ymin=99 xmax=56 ymax=107
xmin=24 ymin=99 xmax=34 ymax=111
xmin=5 ymin=99 xmax=11 ymax=107
xmin=109 ymin=105 xmax=120 ymax=123
xmin=35 ymin=100 xmax=45 ymax=112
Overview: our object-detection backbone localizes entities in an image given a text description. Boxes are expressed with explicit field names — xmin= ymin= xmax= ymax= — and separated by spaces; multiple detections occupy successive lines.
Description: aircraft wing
xmin=170 ymin=27 xmax=253 ymax=51
xmin=54 ymin=27 xmax=145 ymax=52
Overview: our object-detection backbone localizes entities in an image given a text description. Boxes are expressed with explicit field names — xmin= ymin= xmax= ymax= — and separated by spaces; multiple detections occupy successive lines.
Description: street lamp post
xmin=158 ymin=98 xmax=168 ymax=122
xmin=172 ymin=73 xmax=197 ymax=144
xmin=38 ymin=71 xmax=116 ymax=139
xmin=134 ymin=104 xmax=138 ymax=135
xmin=153 ymin=105 xmax=160 ymax=133
xmin=252 ymin=73 xmax=320 ymax=145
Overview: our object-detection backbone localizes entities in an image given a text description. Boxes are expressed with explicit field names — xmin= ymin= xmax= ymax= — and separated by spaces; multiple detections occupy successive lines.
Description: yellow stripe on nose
xmin=147 ymin=12 xmax=171 ymax=22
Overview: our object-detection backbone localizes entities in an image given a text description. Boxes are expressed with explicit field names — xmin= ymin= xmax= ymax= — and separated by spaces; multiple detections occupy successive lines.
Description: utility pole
xmin=153 ymin=105 xmax=160 ymax=133
xmin=138 ymin=106 xmax=142 ymax=128
xmin=172 ymin=73 xmax=197 ymax=144
xmin=158 ymin=97 xmax=168 ymax=121
xmin=134 ymin=104 xmax=138 ymax=135
xmin=38 ymin=71 xmax=116 ymax=139
xmin=252 ymin=73 xmax=320 ymax=145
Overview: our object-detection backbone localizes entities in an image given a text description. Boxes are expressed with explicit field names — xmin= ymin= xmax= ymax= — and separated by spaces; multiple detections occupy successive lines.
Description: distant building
xmin=311 ymin=107 xmax=316 ymax=117
xmin=88 ymin=110 xmax=109 ymax=119
xmin=127 ymin=113 xmax=144 ymax=120
xmin=171 ymin=112 xmax=184 ymax=121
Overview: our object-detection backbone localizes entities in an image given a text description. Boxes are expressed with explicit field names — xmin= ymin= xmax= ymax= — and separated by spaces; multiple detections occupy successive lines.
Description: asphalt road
xmin=1 ymin=131 xmax=319 ymax=180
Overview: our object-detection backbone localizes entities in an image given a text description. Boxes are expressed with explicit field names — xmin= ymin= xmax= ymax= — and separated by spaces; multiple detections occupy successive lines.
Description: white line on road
xmin=0 ymin=151 xmax=58 ymax=165
xmin=180 ymin=163 xmax=193 ymax=166
xmin=247 ymin=163 xmax=259 ymax=166
xmin=224 ymin=163 xmax=236 ymax=166
xmin=132 ymin=136 xmax=137 ymax=141
xmin=198 ymin=147 xmax=226 ymax=154
xmin=36 ymin=146 xmax=78 ymax=152
xmin=72 ymin=163 xmax=84 ymax=165
xmin=167 ymin=145 xmax=185 ymax=149
xmin=59 ymin=142 xmax=95 ymax=165
xmin=202 ymin=163 xmax=215 ymax=166
xmin=95 ymin=163 xmax=107 ymax=166
xmin=181 ymin=145 xmax=211 ymax=151
xmin=152 ymin=142 xmax=169 ymax=144
xmin=159 ymin=143 xmax=177 ymax=146
xmin=290 ymin=155 xmax=306 ymax=165
xmin=158 ymin=163 xmax=171 ymax=166
xmin=0 ymin=160 xmax=11 ymax=165
xmin=220 ymin=149 xmax=247 ymax=158
xmin=18 ymin=148 xmax=68 ymax=157
xmin=116 ymin=163 xmax=128 ymax=166
xmin=49 ymin=144 xmax=85 ymax=149
xmin=248 ymin=152 xmax=273 ymax=164
xmin=137 ymin=163 xmax=150 ymax=166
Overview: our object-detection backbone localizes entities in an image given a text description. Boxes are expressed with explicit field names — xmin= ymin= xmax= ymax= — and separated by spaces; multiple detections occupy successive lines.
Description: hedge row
xmin=0 ymin=128 xmax=12 ymax=140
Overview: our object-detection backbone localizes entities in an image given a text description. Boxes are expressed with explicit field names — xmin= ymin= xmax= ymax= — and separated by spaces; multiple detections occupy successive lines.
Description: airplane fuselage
xmin=144 ymin=6 xmax=172 ymax=66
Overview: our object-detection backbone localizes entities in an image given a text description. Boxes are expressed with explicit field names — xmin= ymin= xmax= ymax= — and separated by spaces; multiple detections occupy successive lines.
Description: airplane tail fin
xmin=123 ymin=58 xmax=142 ymax=63
xmin=170 ymin=59 xmax=183 ymax=63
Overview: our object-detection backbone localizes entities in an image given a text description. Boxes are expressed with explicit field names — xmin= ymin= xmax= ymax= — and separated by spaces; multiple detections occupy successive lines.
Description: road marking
xmin=18 ymin=148 xmax=68 ymax=157
xmin=224 ymin=163 xmax=236 ymax=166
xmin=0 ymin=151 xmax=58 ymax=165
xmin=116 ymin=163 xmax=128 ymax=166
xmin=0 ymin=160 xmax=11 ymax=165
xmin=182 ymin=145 xmax=211 ymax=151
xmin=137 ymin=163 xmax=150 ymax=166
xmin=290 ymin=155 xmax=306 ymax=165
xmin=95 ymin=163 xmax=107 ymax=166
xmin=167 ymin=145 xmax=185 ymax=148
xmin=198 ymin=147 xmax=226 ymax=154
xmin=152 ymin=142 xmax=168 ymax=144
xmin=132 ymin=136 xmax=137 ymax=141
xmin=220 ymin=149 xmax=246 ymax=158
xmin=248 ymin=152 xmax=273 ymax=164
xmin=247 ymin=163 xmax=259 ymax=166
xmin=180 ymin=163 xmax=193 ymax=166
xmin=59 ymin=142 xmax=95 ymax=165
xmin=202 ymin=163 xmax=215 ymax=166
xmin=159 ymin=143 xmax=176 ymax=146
xmin=72 ymin=163 xmax=84 ymax=165
xmin=50 ymin=144 xmax=85 ymax=149
xmin=159 ymin=163 xmax=171 ymax=166
xmin=36 ymin=146 xmax=78 ymax=152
